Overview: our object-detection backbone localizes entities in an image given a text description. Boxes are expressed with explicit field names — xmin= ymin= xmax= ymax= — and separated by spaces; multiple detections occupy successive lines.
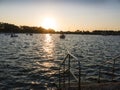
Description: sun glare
xmin=41 ymin=17 xmax=57 ymax=29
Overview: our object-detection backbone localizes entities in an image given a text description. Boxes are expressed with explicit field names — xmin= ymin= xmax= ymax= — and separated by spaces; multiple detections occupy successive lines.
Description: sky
xmin=0 ymin=0 xmax=120 ymax=31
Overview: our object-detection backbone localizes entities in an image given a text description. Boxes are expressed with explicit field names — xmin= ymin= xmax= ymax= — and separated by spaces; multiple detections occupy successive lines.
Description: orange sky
xmin=0 ymin=0 xmax=120 ymax=31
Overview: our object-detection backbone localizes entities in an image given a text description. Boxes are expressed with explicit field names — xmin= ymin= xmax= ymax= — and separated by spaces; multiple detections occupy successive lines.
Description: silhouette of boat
xmin=60 ymin=34 xmax=65 ymax=39
xmin=26 ymin=33 xmax=33 ymax=36
xmin=29 ymin=33 xmax=33 ymax=36
xmin=11 ymin=33 xmax=18 ymax=37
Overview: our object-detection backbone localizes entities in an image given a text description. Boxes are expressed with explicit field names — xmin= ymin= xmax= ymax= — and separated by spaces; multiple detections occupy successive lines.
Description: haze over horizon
xmin=0 ymin=0 xmax=120 ymax=31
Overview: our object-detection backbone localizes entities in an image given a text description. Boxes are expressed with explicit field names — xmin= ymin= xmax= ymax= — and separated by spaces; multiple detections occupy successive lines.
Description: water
xmin=0 ymin=34 xmax=120 ymax=89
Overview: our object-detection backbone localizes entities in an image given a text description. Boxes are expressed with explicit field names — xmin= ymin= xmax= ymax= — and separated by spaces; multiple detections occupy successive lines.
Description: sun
xmin=41 ymin=17 xmax=57 ymax=29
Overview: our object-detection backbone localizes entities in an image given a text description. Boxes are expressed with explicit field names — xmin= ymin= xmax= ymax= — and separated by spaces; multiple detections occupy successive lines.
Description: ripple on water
xmin=0 ymin=34 xmax=120 ymax=89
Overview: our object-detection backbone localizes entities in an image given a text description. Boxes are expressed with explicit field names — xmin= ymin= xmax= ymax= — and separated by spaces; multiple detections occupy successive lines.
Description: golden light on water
xmin=36 ymin=34 xmax=56 ymax=73
xmin=45 ymin=34 xmax=52 ymax=43
xmin=43 ymin=34 xmax=54 ymax=58
xmin=36 ymin=61 xmax=55 ymax=68
xmin=35 ymin=34 xmax=56 ymax=73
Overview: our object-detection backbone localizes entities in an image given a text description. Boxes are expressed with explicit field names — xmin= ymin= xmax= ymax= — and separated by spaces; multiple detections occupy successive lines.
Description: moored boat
xmin=60 ymin=34 xmax=65 ymax=39
xmin=11 ymin=33 xmax=18 ymax=37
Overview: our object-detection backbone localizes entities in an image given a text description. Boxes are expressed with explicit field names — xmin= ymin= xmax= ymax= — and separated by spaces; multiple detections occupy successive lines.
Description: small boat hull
xmin=60 ymin=34 xmax=65 ymax=39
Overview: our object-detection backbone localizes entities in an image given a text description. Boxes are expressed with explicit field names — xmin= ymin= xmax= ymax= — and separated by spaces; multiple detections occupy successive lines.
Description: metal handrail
xmin=58 ymin=50 xmax=81 ymax=90
xmin=98 ymin=55 xmax=120 ymax=83
xmin=57 ymin=50 xmax=120 ymax=90
xmin=60 ymin=54 xmax=69 ymax=67
xmin=112 ymin=55 xmax=120 ymax=81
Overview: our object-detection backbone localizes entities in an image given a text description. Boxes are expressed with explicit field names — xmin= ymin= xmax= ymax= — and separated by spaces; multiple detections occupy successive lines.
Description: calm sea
xmin=0 ymin=34 xmax=120 ymax=89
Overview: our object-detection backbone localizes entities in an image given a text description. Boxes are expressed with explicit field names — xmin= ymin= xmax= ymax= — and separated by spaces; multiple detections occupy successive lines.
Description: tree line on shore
xmin=0 ymin=22 xmax=120 ymax=35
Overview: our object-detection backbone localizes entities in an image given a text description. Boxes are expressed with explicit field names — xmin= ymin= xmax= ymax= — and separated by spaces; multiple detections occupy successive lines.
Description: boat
xmin=26 ymin=33 xmax=33 ymax=36
xmin=60 ymin=34 xmax=65 ymax=39
xmin=29 ymin=33 xmax=33 ymax=36
xmin=11 ymin=33 xmax=18 ymax=37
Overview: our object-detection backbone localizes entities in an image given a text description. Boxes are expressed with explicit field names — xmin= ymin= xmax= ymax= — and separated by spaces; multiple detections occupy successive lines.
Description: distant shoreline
xmin=0 ymin=22 xmax=120 ymax=35
xmin=1 ymin=32 xmax=120 ymax=36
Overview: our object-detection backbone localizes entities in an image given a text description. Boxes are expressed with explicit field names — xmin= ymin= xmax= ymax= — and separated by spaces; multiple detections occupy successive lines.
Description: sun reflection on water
xmin=34 ymin=34 xmax=58 ymax=76
xmin=45 ymin=34 xmax=52 ymax=43
xmin=36 ymin=34 xmax=56 ymax=72
xmin=43 ymin=34 xmax=54 ymax=57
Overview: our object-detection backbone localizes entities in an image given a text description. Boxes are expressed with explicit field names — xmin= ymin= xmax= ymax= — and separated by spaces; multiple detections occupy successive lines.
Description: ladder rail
xmin=58 ymin=50 xmax=81 ymax=90
xmin=57 ymin=50 xmax=120 ymax=90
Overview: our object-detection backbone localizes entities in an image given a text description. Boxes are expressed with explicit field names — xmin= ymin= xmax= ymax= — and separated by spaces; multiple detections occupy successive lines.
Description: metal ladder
xmin=98 ymin=55 xmax=120 ymax=83
xmin=57 ymin=51 xmax=120 ymax=90
xmin=58 ymin=50 xmax=81 ymax=90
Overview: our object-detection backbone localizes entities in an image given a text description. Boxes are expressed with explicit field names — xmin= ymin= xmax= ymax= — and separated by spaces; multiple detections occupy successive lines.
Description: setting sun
xmin=41 ymin=17 xmax=57 ymax=29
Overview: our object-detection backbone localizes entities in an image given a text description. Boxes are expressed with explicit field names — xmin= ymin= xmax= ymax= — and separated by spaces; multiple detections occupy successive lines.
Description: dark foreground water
xmin=0 ymin=34 xmax=120 ymax=89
